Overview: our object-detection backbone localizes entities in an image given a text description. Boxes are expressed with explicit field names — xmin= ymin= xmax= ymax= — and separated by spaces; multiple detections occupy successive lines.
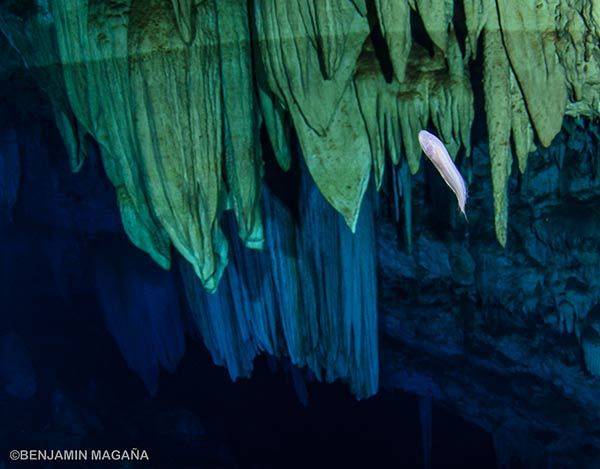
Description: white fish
xmin=418 ymin=130 xmax=468 ymax=219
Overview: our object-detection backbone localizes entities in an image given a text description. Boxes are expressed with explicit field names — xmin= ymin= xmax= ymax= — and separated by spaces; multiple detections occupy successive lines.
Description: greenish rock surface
xmin=0 ymin=0 xmax=598 ymax=270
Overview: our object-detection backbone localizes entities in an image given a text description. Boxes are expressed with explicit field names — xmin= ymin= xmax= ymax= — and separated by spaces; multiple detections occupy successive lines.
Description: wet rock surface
xmin=378 ymin=118 xmax=600 ymax=467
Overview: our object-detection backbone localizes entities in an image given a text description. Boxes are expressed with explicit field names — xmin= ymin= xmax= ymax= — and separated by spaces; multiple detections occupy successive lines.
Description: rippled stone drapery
xmin=180 ymin=169 xmax=379 ymax=398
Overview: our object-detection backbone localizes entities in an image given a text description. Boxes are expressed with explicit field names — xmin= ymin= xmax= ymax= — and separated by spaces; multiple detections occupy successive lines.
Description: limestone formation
xmin=0 ymin=0 xmax=597 ymax=277
xmin=496 ymin=0 xmax=567 ymax=147
xmin=374 ymin=0 xmax=411 ymax=82
xmin=216 ymin=0 xmax=264 ymax=250
xmin=483 ymin=6 xmax=512 ymax=247
xmin=0 ymin=0 xmax=598 ymax=403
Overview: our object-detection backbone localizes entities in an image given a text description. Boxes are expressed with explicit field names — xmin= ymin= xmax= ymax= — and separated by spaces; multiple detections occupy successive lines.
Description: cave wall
xmin=378 ymin=117 xmax=600 ymax=467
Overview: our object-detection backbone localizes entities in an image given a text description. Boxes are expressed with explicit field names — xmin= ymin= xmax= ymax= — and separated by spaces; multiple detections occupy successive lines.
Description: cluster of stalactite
xmin=0 ymin=0 xmax=598 ymax=395
xmin=179 ymin=172 xmax=378 ymax=398
xmin=1 ymin=0 xmax=598 ymax=279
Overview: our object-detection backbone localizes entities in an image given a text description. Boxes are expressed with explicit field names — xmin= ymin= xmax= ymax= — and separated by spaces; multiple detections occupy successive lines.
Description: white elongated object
xmin=418 ymin=130 xmax=468 ymax=219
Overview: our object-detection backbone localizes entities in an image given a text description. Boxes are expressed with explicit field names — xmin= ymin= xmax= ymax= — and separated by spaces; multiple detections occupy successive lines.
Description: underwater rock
xmin=415 ymin=233 xmax=451 ymax=280
xmin=378 ymin=121 xmax=600 ymax=466
xmin=555 ymin=1 xmax=600 ymax=118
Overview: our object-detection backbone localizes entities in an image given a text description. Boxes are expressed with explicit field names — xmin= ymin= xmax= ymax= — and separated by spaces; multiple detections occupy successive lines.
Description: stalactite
xmin=355 ymin=41 xmax=473 ymax=189
xmin=301 ymin=0 xmax=361 ymax=80
xmin=179 ymin=254 xmax=259 ymax=380
xmin=428 ymin=76 xmax=473 ymax=160
xmin=413 ymin=0 xmax=454 ymax=53
xmin=254 ymin=0 xmax=369 ymax=135
xmin=392 ymin=164 xmax=401 ymax=223
xmin=0 ymin=1 xmax=69 ymax=110
xmin=496 ymin=0 xmax=567 ymax=147
xmin=402 ymin=163 xmax=413 ymax=253
xmin=0 ymin=0 xmax=88 ymax=181
xmin=51 ymin=104 xmax=87 ymax=173
xmin=292 ymin=83 xmax=372 ymax=230
xmin=483 ymin=7 xmax=512 ymax=247
xmin=51 ymin=1 xmax=99 ymax=135
xmin=254 ymin=0 xmax=372 ymax=228
xmin=258 ymin=85 xmax=292 ymax=172
xmin=261 ymin=187 xmax=304 ymax=365
xmin=509 ymin=70 xmax=536 ymax=174
xmin=462 ymin=0 xmax=488 ymax=60
xmin=51 ymin=0 xmax=172 ymax=269
xmin=1 ymin=0 xmax=597 ymax=265
xmin=216 ymin=0 xmax=264 ymax=249
xmin=129 ymin=0 xmax=227 ymax=291
xmin=94 ymin=246 xmax=185 ymax=395
xmin=295 ymin=167 xmax=378 ymax=396
xmin=398 ymin=87 xmax=429 ymax=175
xmin=180 ymin=167 xmax=378 ymax=398
xmin=355 ymin=48 xmax=388 ymax=189
xmin=374 ymin=0 xmax=412 ymax=82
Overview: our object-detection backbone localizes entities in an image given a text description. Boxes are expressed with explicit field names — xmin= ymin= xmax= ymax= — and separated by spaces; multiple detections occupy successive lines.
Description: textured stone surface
xmin=1 ymin=0 xmax=598 ymax=272
xmin=378 ymin=119 xmax=600 ymax=467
